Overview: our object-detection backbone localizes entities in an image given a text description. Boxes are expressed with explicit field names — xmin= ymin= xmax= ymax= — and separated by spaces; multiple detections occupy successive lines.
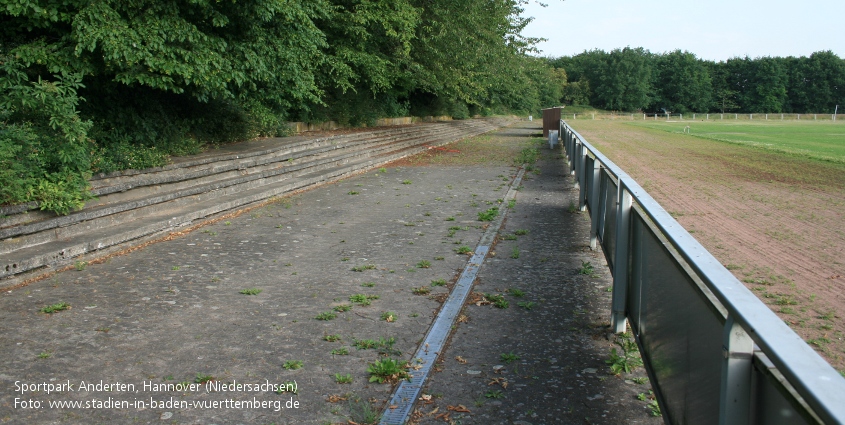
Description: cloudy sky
xmin=520 ymin=0 xmax=845 ymax=61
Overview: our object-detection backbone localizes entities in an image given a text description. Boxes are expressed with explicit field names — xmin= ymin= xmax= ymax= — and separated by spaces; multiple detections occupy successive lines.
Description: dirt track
xmin=569 ymin=120 xmax=845 ymax=371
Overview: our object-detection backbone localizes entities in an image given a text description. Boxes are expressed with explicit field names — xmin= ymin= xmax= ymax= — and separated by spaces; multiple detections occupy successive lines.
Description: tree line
xmin=1 ymin=0 xmax=565 ymax=214
xmin=550 ymin=48 xmax=845 ymax=114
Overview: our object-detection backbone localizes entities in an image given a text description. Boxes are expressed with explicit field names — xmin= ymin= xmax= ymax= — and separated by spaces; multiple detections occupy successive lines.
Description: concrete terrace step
xmin=0 ymin=122 xmax=481 ymax=243
xmin=0 ymin=118 xmax=510 ymax=284
xmin=0 ymin=122 xmax=468 ymax=230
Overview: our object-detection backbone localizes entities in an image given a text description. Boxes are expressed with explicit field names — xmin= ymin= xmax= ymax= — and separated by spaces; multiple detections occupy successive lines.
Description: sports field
xmin=568 ymin=119 xmax=845 ymax=371
xmin=631 ymin=120 xmax=845 ymax=163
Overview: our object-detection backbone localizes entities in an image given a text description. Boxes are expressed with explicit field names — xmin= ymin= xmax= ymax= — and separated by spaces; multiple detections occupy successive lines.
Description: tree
xmin=593 ymin=47 xmax=654 ymax=111
xmin=653 ymin=50 xmax=712 ymax=113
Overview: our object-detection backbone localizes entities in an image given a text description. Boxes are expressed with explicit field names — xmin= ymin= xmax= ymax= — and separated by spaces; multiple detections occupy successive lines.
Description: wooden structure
xmin=541 ymin=107 xmax=562 ymax=137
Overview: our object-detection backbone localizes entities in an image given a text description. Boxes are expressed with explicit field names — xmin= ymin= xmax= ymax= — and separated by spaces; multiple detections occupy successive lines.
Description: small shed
xmin=541 ymin=107 xmax=563 ymax=137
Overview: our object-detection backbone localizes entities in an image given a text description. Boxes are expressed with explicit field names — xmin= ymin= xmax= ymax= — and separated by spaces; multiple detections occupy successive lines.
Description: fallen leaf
xmin=447 ymin=404 xmax=471 ymax=413
xmin=455 ymin=356 xmax=467 ymax=364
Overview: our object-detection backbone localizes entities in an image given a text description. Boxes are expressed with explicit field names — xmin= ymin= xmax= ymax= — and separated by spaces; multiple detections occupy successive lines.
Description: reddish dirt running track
xmin=570 ymin=120 xmax=845 ymax=371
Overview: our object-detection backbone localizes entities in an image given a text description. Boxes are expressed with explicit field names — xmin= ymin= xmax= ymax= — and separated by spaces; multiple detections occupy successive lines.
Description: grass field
xmin=629 ymin=120 xmax=845 ymax=163
xmin=568 ymin=119 xmax=845 ymax=372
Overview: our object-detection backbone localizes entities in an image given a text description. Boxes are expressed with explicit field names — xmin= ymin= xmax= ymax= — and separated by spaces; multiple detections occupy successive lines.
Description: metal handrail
xmin=561 ymin=120 xmax=845 ymax=424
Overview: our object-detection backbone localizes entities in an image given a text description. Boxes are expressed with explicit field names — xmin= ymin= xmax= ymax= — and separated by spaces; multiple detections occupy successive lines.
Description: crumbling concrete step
xmin=0 ymin=118 xmax=509 ymax=284
xmin=0 ymin=124 xmax=477 ymax=245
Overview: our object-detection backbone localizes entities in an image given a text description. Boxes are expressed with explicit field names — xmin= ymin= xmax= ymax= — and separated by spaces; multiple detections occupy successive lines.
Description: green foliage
xmin=578 ymin=261 xmax=594 ymax=275
xmin=1 ymin=0 xmax=558 ymax=213
xmin=40 ymin=302 xmax=70 ymax=314
xmin=315 ymin=311 xmax=337 ymax=321
xmin=367 ymin=358 xmax=410 ymax=383
xmin=282 ymin=360 xmax=304 ymax=370
xmin=556 ymin=48 xmax=845 ymax=114
xmin=477 ymin=207 xmax=499 ymax=221
xmin=1 ymin=58 xmax=94 ymax=214
xmin=500 ymin=352 xmax=520 ymax=364
xmin=606 ymin=333 xmax=643 ymax=375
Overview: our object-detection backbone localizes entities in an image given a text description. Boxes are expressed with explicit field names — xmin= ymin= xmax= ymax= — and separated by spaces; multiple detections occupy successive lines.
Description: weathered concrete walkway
xmin=0 ymin=122 xmax=660 ymax=424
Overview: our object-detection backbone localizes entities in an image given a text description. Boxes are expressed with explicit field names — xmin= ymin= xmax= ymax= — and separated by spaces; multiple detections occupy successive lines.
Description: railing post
xmin=719 ymin=315 xmax=753 ymax=425
xmin=589 ymin=160 xmax=601 ymax=250
xmin=578 ymin=144 xmax=587 ymax=210
xmin=611 ymin=183 xmax=632 ymax=333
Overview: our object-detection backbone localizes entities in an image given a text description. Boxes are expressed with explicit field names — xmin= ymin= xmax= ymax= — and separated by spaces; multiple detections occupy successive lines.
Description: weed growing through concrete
xmin=484 ymin=293 xmax=509 ymax=309
xmin=331 ymin=347 xmax=349 ymax=355
xmin=351 ymin=264 xmax=377 ymax=272
xmin=402 ymin=180 xmax=412 ymax=185
xmin=606 ymin=333 xmax=643 ymax=375
xmin=74 ymin=261 xmax=87 ymax=271
xmin=514 ymin=229 xmax=529 ymax=236
xmin=349 ymin=294 xmax=379 ymax=306
xmin=632 ymin=377 xmax=648 ymax=384
xmin=38 ymin=351 xmax=51 ymax=359
xmin=638 ymin=390 xmax=662 ymax=416
xmin=348 ymin=395 xmax=380 ymax=424
xmin=508 ymin=288 xmax=525 ymax=297
xmin=324 ymin=335 xmax=341 ymax=342
xmin=367 ymin=358 xmax=410 ymax=383
xmin=333 ymin=304 xmax=352 ymax=312
xmin=431 ymin=279 xmax=447 ymax=286
xmin=503 ymin=234 xmax=517 ymax=241
xmin=500 ymin=353 xmax=520 ymax=364
xmin=348 ymin=191 xmax=359 ymax=195
xmin=354 ymin=339 xmax=378 ymax=350
xmin=417 ymin=260 xmax=431 ymax=268
xmin=40 ymin=302 xmax=70 ymax=314
xmin=517 ymin=301 xmax=535 ymax=310
xmin=412 ymin=287 xmax=431 ymax=295
xmin=239 ymin=288 xmax=262 ymax=295
xmin=379 ymin=168 xmax=387 ymax=173
xmin=361 ymin=282 xmax=376 ymax=287
xmin=510 ymin=246 xmax=520 ymax=259
xmin=334 ymin=373 xmax=353 ymax=384
xmin=485 ymin=390 xmax=504 ymax=399
xmin=478 ymin=207 xmax=499 ymax=221
xmin=283 ymin=360 xmax=304 ymax=370
xmin=579 ymin=261 xmax=594 ymax=275
xmin=445 ymin=216 xmax=455 ymax=221
xmin=195 ymin=374 xmax=215 ymax=384
xmin=381 ymin=311 xmax=397 ymax=322
xmin=507 ymin=199 xmax=516 ymax=209
xmin=315 ymin=311 xmax=338 ymax=321
xmin=455 ymin=246 xmax=472 ymax=254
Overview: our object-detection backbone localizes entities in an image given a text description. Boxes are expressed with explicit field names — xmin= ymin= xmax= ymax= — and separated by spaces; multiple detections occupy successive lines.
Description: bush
xmin=1 ymin=57 xmax=94 ymax=214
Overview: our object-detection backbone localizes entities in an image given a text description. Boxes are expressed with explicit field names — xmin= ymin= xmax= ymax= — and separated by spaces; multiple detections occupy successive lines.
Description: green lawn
xmin=627 ymin=120 xmax=845 ymax=164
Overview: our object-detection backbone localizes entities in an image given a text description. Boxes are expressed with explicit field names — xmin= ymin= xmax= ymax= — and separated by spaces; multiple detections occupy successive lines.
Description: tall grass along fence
xmin=566 ymin=113 xmax=843 ymax=121
xmin=560 ymin=120 xmax=845 ymax=424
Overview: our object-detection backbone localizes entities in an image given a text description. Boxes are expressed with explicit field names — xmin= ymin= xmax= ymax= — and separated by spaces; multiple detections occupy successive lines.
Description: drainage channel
xmin=379 ymin=167 xmax=527 ymax=425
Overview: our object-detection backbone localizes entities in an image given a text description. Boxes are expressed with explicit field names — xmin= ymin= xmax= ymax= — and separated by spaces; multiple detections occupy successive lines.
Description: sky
xmin=520 ymin=0 xmax=845 ymax=61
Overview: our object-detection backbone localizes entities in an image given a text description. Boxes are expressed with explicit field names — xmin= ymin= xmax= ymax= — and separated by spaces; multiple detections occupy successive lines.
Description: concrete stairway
xmin=0 ymin=118 xmax=511 ymax=286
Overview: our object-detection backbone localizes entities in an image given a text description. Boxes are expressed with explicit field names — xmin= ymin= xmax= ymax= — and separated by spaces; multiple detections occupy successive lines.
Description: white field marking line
xmin=380 ymin=166 xmax=527 ymax=425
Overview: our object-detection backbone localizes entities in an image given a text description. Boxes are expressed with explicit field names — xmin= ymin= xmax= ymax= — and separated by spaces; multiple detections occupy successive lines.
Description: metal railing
xmin=561 ymin=120 xmax=845 ymax=425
